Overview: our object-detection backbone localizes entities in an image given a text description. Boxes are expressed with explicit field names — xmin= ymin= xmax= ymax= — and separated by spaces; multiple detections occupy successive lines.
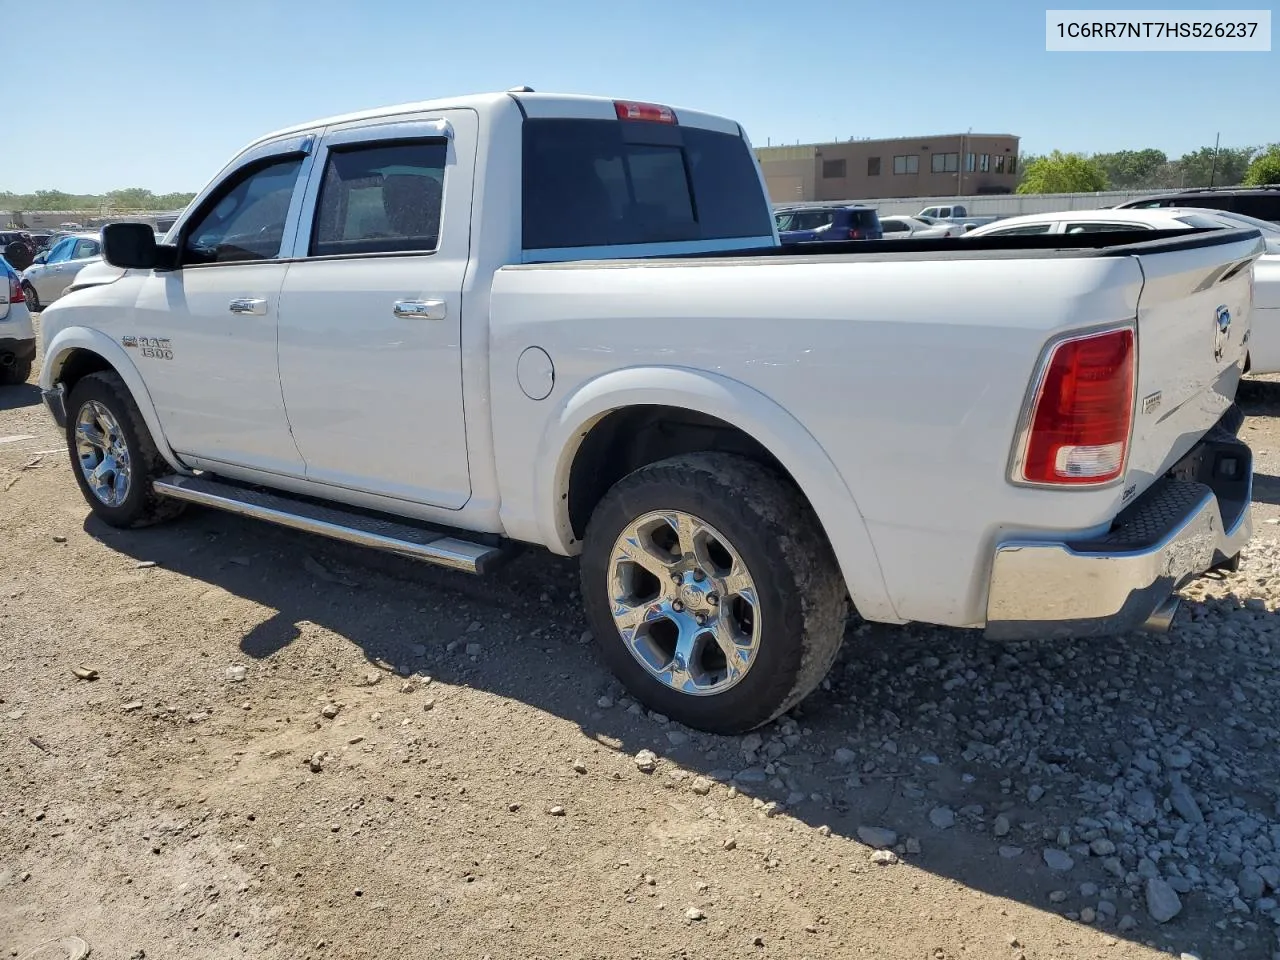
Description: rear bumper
xmin=985 ymin=417 xmax=1251 ymax=639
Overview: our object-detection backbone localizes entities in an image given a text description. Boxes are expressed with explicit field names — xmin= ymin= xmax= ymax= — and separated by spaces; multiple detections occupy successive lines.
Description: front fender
xmin=40 ymin=325 xmax=188 ymax=474
xmin=533 ymin=366 xmax=902 ymax=624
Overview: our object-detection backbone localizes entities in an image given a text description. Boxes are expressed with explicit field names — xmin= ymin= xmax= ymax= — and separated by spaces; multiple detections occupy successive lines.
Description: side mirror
xmin=102 ymin=222 xmax=172 ymax=270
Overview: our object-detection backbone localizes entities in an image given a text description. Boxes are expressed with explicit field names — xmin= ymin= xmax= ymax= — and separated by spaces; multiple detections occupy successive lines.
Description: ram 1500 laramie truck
xmin=37 ymin=91 xmax=1263 ymax=733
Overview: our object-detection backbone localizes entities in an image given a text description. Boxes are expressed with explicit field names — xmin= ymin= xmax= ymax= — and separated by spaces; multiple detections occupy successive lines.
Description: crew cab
xmin=36 ymin=91 xmax=1264 ymax=733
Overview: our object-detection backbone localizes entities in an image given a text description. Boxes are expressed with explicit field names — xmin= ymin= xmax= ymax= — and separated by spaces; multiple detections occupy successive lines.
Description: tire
xmin=0 ymin=356 xmax=32 ymax=385
xmin=65 ymin=370 xmax=186 ymax=528
xmin=21 ymin=283 xmax=39 ymax=314
xmin=580 ymin=452 xmax=847 ymax=734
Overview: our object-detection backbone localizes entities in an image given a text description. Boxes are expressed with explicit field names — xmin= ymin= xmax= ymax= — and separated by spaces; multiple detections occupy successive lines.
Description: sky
xmin=3 ymin=0 xmax=1275 ymax=194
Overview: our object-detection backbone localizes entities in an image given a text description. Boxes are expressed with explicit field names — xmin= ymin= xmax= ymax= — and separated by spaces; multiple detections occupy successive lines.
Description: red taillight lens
xmin=614 ymin=101 xmax=677 ymax=124
xmin=1019 ymin=327 xmax=1135 ymax=485
xmin=7 ymin=275 xmax=21 ymax=303
xmin=848 ymin=228 xmax=863 ymax=240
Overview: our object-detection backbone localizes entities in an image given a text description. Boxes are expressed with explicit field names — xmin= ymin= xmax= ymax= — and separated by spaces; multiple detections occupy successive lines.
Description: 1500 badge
xmin=122 ymin=335 xmax=173 ymax=360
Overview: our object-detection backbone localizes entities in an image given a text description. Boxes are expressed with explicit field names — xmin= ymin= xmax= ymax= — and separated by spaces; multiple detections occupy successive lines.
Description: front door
xmin=132 ymin=147 xmax=312 ymax=475
xmin=276 ymin=112 xmax=474 ymax=509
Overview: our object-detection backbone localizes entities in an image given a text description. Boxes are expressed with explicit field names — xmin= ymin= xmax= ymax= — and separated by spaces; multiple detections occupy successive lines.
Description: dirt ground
xmin=5 ymin=349 xmax=1280 ymax=960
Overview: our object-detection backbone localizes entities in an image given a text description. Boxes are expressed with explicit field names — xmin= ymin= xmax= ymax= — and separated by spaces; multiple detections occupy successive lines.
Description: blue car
xmin=774 ymin=204 xmax=883 ymax=244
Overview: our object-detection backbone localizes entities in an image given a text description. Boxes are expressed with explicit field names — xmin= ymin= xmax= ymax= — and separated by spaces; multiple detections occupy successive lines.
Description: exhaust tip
xmin=1142 ymin=596 xmax=1181 ymax=634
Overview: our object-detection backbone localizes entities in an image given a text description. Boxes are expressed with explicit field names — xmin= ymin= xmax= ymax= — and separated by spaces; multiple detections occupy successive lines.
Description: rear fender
xmin=534 ymin=366 xmax=902 ymax=623
xmin=40 ymin=325 xmax=188 ymax=474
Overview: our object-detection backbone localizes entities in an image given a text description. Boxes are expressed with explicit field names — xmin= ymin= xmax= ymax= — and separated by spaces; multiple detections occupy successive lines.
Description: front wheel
xmin=580 ymin=453 xmax=848 ymax=734
xmin=65 ymin=371 xmax=186 ymax=528
xmin=20 ymin=282 xmax=39 ymax=314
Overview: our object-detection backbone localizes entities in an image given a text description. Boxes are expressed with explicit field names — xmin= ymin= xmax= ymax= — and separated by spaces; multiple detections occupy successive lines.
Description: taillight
xmin=848 ymin=228 xmax=863 ymax=240
xmin=7 ymin=275 xmax=20 ymax=304
xmin=1016 ymin=326 xmax=1136 ymax=485
xmin=614 ymin=101 xmax=678 ymax=124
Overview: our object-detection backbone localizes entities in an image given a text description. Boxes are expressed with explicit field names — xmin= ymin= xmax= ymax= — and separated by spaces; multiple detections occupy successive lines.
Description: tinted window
xmin=46 ymin=238 xmax=76 ymax=263
xmin=881 ymin=219 xmax=909 ymax=233
xmin=183 ymin=156 xmax=303 ymax=265
xmin=72 ymin=238 xmax=100 ymax=259
xmin=1175 ymin=214 xmax=1230 ymax=229
xmin=987 ymin=224 xmax=1053 ymax=236
xmin=1064 ymin=222 xmax=1153 ymax=234
xmin=776 ymin=210 xmax=835 ymax=232
xmin=311 ymin=140 xmax=447 ymax=257
xmin=522 ymin=119 xmax=772 ymax=250
xmin=848 ymin=209 xmax=880 ymax=230
xmin=1233 ymin=195 xmax=1280 ymax=222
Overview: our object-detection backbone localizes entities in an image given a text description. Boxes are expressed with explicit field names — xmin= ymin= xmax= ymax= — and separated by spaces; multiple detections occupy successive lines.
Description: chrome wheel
xmin=74 ymin=401 xmax=131 ymax=507
xmin=608 ymin=510 xmax=762 ymax=696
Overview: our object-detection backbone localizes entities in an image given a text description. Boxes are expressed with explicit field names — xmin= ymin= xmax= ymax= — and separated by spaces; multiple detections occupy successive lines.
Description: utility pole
xmin=1209 ymin=132 xmax=1220 ymax=188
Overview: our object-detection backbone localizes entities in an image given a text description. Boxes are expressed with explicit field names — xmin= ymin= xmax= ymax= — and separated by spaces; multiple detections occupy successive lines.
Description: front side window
xmin=46 ymin=238 xmax=76 ymax=263
xmin=776 ymin=210 xmax=835 ymax=232
xmin=881 ymin=219 xmax=909 ymax=233
xmin=73 ymin=239 xmax=100 ymax=259
xmin=311 ymin=140 xmax=448 ymax=257
xmin=183 ymin=156 xmax=303 ymax=265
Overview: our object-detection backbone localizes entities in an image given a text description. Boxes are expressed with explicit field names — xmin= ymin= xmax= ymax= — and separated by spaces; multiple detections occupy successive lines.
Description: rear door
xmin=275 ymin=110 xmax=475 ymax=509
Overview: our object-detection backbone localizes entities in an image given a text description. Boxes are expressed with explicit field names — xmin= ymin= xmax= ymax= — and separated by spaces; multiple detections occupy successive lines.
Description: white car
xmin=879 ymin=215 xmax=963 ymax=239
xmin=20 ymin=232 xmax=102 ymax=312
xmin=967 ymin=208 xmax=1280 ymax=374
xmin=36 ymin=90 xmax=1262 ymax=733
xmin=1 ymin=263 xmax=36 ymax=384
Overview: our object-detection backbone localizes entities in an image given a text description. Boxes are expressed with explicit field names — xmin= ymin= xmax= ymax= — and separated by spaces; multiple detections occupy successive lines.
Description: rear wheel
xmin=65 ymin=371 xmax=186 ymax=528
xmin=20 ymin=282 xmax=39 ymax=313
xmin=581 ymin=452 xmax=847 ymax=734
xmin=0 ymin=355 xmax=32 ymax=385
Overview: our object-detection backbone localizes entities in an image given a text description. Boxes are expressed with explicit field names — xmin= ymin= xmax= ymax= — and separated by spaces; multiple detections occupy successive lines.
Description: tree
xmin=1176 ymin=146 xmax=1256 ymax=188
xmin=1243 ymin=146 xmax=1280 ymax=186
xmin=1091 ymin=149 xmax=1167 ymax=190
xmin=1016 ymin=151 xmax=1108 ymax=194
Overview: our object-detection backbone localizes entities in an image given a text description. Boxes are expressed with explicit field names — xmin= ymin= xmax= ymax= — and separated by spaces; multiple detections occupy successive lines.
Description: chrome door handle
xmin=393 ymin=299 xmax=446 ymax=320
xmin=229 ymin=298 xmax=268 ymax=316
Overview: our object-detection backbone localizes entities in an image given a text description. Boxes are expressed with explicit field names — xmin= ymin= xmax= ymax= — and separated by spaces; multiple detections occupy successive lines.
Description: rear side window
xmin=73 ymin=239 xmax=100 ymax=259
xmin=987 ymin=224 xmax=1053 ymax=236
xmin=1064 ymin=222 xmax=1152 ymax=234
xmin=522 ymin=119 xmax=773 ymax=250
xmin=776 ymin=210 xmax=835 ymax=232
xmin=1175 ymin=214 xmax=1231 ymax=229
xmin=1233 ymin=195 xmax=1280 ymax=222
xmin=848 ymin=209 xmax=880 ymax=230
xmin=311 ymin=140 xmax=448 ymax=257
xmin=881 ymin=219 xmax=909 ymax=233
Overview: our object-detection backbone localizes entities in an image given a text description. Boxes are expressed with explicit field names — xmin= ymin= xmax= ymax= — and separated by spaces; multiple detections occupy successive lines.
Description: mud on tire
xmin=580 ymin=452 xmax=848 ymax=734
xmin=65 ymin=370 xmax=186 ymax=529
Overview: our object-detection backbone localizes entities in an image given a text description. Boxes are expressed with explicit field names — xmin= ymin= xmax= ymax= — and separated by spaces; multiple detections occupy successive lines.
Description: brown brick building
xmin=756 ymin=133 xmax=1021 ymax=203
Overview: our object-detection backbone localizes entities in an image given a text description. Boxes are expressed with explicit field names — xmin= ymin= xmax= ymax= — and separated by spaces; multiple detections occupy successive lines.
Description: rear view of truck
xmin=986 ymin=230 xmax=1262 ymax=638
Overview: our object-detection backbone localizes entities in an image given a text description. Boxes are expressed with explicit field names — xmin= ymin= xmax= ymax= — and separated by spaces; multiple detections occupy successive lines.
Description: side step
xmin=153 ymin=475 xmax=506 ymax=574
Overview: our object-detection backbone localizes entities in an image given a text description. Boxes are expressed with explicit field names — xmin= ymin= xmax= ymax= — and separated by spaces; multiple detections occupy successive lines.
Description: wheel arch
xmin=41 ymin=327 xmax=187 ymax=474
xmin=535 ymin=366 xmax=901 ymax=623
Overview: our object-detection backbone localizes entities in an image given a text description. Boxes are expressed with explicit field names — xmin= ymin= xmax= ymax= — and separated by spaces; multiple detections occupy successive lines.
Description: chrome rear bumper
xmin=985 ymin=421 xmax=1251 ymax=640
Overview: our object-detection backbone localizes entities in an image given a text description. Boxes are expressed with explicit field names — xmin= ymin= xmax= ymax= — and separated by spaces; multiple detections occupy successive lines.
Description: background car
xmin=0 ymin=254 xmax=35 ymax=384
xmin=1116 ymin=186 xmax=1280 ymax=224
xmin=773 ymin=204 xmax=882 ymax=244
xmin=0 ymin=230 xmax=36 ymax=270
xmin=879 ymin=215 xmax=964 ymax=239
xmin=20 ymin=232 xmax=102 ymax=312
xmin=966 ymin=207 xmax=1280 ymax=375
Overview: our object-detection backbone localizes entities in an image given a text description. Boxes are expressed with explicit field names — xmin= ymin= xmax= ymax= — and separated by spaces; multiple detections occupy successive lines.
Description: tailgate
xmin=1124 ymin=230 xmax=1264 ymax=494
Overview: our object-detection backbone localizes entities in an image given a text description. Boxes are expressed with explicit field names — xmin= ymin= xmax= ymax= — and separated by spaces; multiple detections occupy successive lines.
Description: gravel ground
xmin=4 ymin=351 xmax=1280 ymax=959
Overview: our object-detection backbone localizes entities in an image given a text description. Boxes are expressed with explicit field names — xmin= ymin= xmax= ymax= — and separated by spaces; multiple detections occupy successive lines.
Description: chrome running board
xmin=153 ymin=475 xmax=504 ymax=574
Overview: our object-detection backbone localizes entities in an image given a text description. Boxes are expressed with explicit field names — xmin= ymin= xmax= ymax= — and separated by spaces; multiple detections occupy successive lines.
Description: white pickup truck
xmin=37 ymin=90 xmax=1263 ymax=733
